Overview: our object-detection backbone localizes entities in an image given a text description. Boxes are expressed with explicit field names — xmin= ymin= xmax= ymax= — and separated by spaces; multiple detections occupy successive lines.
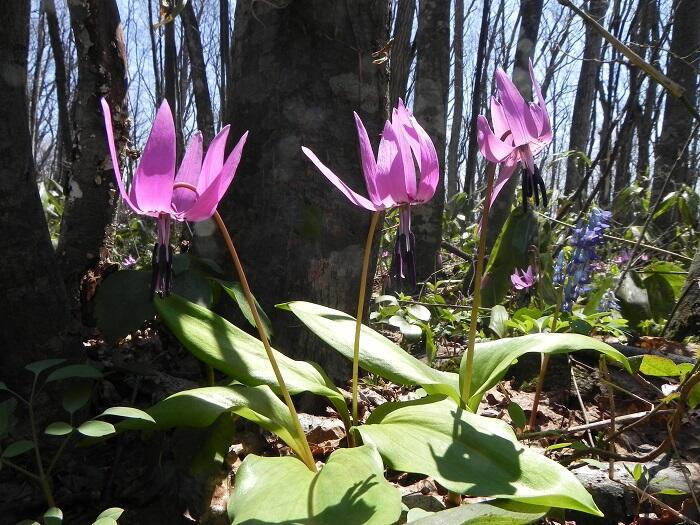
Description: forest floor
xmin=2 ymin=322 xmax=700 ymax=525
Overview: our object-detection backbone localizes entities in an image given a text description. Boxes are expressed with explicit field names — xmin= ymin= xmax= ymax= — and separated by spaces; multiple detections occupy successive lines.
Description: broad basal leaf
xmin=121 ymin=385 xmax=304 ymax=460
xmin=228 ymin=445 xmax=401 ymax=525
xmin=280 ymin=301 xmax=459 ymax=400
xmin=155 ymin=295 xmax=350 ymax=427
xmin=358 ymin=396 xmax=602 ymax=516
xmin=464 ymin=333 xmax=630 ymax=410
xmin=406 ymin=500 xmax=547 ymax=524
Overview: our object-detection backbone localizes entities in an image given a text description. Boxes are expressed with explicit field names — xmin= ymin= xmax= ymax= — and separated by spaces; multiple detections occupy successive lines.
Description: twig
xmin=600 ymin=356 xmax=616 ymax=479
xmin=569 ymin=356 xmax=595 ymax=447
xmin=441 ymin=240 xmax=472 ymax=261
xmin=628 ymin=483 xmax=700 ymax=525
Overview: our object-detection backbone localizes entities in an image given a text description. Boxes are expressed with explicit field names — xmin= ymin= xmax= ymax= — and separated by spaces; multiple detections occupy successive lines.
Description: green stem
xmin=213 ymin=211 xmax=317 ymax=472
xmin=460 ymin=163 xmax=496 ymax=406
xmin=0 ymin=458 xmax=42 ymax=481
xmin=351 ymin=212 xmax=381 ymax=429
xmin=28 ymin=403 xmax=55 ymax=507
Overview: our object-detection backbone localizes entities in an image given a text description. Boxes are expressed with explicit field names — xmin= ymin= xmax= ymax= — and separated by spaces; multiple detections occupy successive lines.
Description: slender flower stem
xmin=28 ymin=382 xmax=55 ymax=507
xmin=351 ymin=212 xmax=381 ymax=429
xmin=212 ymin=211 xmax=317 ymax=471
xmin=460 ymin=163 xmax=496 ymax=406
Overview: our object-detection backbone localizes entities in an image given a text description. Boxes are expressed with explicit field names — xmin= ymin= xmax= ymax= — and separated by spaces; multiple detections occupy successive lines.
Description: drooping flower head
xmin=511 ymin=265 xmax=536 ymax=291
xmin=477 ymin=60 xmax=551 ymax=211
xmin=101 ymin=98 xmax=248 ymax=296
xmin=302 ymin=99 xmax=439 ymax=289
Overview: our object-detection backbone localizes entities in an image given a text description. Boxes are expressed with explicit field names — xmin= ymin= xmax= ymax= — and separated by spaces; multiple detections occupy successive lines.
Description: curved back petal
xmin=172 ymin=132 xmax=203 ymax=214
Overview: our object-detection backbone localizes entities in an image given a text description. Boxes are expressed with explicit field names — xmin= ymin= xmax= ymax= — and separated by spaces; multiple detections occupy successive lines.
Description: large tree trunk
xmin=411 ymin=0 xmax=450 ymax=284
xmin=446 ymin=0 xmax=464 ymax=200
xmin=484 ymin=0 xmax=543 ymax=252
xmin=664 ymin=240 xmax=700 ymax=341
xmin=564 ymin=0 xmax=609 ymax=196
xmin=0 ymin=0 xmax=73 ymax=390
xmin=389 ymin=0 xmax=416 ymax=108
xmin=652 ymin=0 xmax=700 ymax=201
xmin=57 ymin=0 xmax=128 ymax=315
xmin=211 ymin=1 xmax=388 ymax=381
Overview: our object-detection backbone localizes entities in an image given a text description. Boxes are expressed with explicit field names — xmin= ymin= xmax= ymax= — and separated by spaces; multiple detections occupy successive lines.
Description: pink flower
xmin=511 ymin=266 xmax=536 ymax=290
xmin=301 ymin=99 xmax=439 ymax=289
xmin=476 ymin=60 xmax=551 ymax=210
xmin=101 ymin=98 xmax=248 ymax=296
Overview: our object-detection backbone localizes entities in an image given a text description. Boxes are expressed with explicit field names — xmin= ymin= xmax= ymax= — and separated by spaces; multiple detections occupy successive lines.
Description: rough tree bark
xmin=446 ymin=0 xmax=464 ymax=200
xmin=56 ymin=0 xmax=128 ymax=313
xmin=484 ymin=0 xmax=543 ymax=252
xmin=564 ymin=0 xmax=609 ymax=196
xmin=464 ymin=0 xmax=491 ymax=197
xmin=182 ymin=1 xmax=215 ymax=144
xmin=664 ymin=240 xmax=700 ymax=341
xmin=0 ymin=0 xmax=73 ymax=389
xmin=389 ymin=0 xmax=416 ymax=108
xmin=42 ymin=0 xmax=71 ymax=188
xmin=652 ymin=0 xmax=700 ymax=201
xmin=211 ymin=1 xmax=388 ymax=380
xmin=412 ymin=0 xmax=450 ymax=284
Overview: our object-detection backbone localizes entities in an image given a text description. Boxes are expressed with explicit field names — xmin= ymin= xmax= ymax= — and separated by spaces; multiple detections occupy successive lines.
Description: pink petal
xmin=100 ymin=98 xmax=141 ymax=214
xmin=489 ymin=157 xmax=519 ymax=207
xmin=391 ymin=107 xmax=417 ymax=200
xmin=477 ymin=115 xmax=516 ymax=163
xmin=394 ymin=100 xmax=439 ymax=202
xmin=198 ymin=125 xmax=230 ymax=195
xmin=495 ymin=68 xmax=540 ymax=147
xmin=529 ymin=60 xmax=552 ymax=142
xmin=301 ymin=146 xmax=382 ymax=212
xmin=376 ymin=121 xmax=409 ymax=204
xmin=511 ymin=273 xmax=526 ymax=289
xmin=490 ymin=97 xmax=512 ymax=143
xmin=353 ymin=113 xmax=382 ymax=206
xmin=184 ymin=132 xmax=249 ymax=222
xmin=172 ymin=132 xmax=203 ymax=215
xmin=131 ymin=100 xmax=176 ymax=214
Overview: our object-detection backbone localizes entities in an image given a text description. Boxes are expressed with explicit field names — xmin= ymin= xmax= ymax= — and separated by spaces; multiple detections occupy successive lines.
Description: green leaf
xmin=95 ymin=507 xmax=124 ymax=520
xmin=657 ymin=488 xmax=686 ymax=496
xmin=98 ymin=407 xmax=155 ymax=423
xmin=637 ymin=355 xmax=681 ymax=377
xmin=123 ymin=385 xmax=305 ymax=460
xmin=62 ymin=381 xmax=93 ymax=415
xmin=172 ymin=268 xmax=214 ymax=308
xmin=43 ymin=507 xmax=63 ymax=525
xmin=25 ymin=358 xmax=66 ymax=376
xmin=77 ymin=420 xmax=115 ymax=438
xmin=507 ymin=401 xmax=526 ymax=430
xmin=406 ymin=501 xmax=547 ymax=524
xmin=1 ymin=440 xmax=34 ymax=458
xmin=217 ymin=280 xmax=274 ymax=339
xmin=644 ymin=272 xmax=676 ymax=320
xmin=0 ymin=381 xmax=6 ymax=391
xmin=376 ymin=295 xmax=399 ymax=306
xmin=155 ymin=295 xmax=350 ymax=427
xmin=92 ymin=519 xmax=118 ymax=525
xmin=46 ymin=364 xmax=102 ymax=383
xmin=358 ymin=397 xmax=601 ymax=516
xmin=280 ymin=301 xmax=460 ymax=400
xmin=45 ymin=422 xmax=73 ymax=436
xmin=464 ymin=333 xmax=630 ymax=411
xmin=227 ymin=445 xmax=402 ymax=525
xmin=0 ymin=398 xmax=17 ymax=439
xmin=632 ymin=463 xmax=643 ymax=481
xmin=688 ymin=382 xmax=700 ymax=409
xmin=406 ymin=304 xmax=431 ymax=323
xmin=489 ymin=305 xmax=509 ymax=339
xmin=95 ymin=269 xmax=155 ymax=342
xmin=641 ymin=262 xmax=686 ymax=298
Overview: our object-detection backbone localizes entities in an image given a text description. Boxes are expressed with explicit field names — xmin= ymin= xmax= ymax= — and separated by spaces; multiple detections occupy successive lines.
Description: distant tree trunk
xmin=219 ymin=0 xmax=230 ymax=122
xmin=163 ymin=12 xmax=182 ymax=156
xmin=0 ymin=0 xmax=74 ymax=390
xmin=212 ymin=1 xmax=388 ymax=380
xmin=485 ymin=0 xmax=543 ymax=252
xmin=182 ymin=1 xmax=214 ymax=144
xmin=389 ymin=0 xmax=416 ymax=108
xmin=57 ymin=0 xmax=128 ymax=313
xmin=29 ymin=7 xmax=46 ymax=154
xmin=652 ymin=0 xmax=700 ymax=201
xmin=564 ymin=0 xmax=609 ymax=196
xmin=446 ymin=0 xmax=464 ymax=200
xmin=464 ymin=0 xmax=490 ymax=197
xmin=411 ymin=0 xmax=450 ymax=284
xmin=147 ymin=0 xmax=162 ymax=101
xmin=664 ymin=240 xmax=700 ymax=341
xmin=42 ymin=0 xmax=71 ymax=188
